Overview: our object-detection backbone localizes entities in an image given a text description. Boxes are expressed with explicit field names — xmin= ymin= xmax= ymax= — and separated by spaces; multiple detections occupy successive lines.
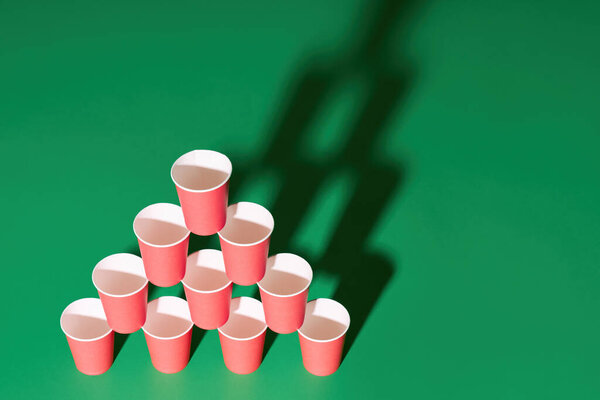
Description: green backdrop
xmin=2 ymin=0 xmax=600 ymax=398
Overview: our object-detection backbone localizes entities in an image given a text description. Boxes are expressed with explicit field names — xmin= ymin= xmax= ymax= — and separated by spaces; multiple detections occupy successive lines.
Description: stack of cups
xmin=59 ymin=149 xmax=351 ymax=377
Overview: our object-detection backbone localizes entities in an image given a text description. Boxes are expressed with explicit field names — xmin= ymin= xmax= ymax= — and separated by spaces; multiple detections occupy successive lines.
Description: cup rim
xmin=182 ymin=279 xmax=232 ymax=294
xmin=60 ymin=298 xmax=113 ymax=342
xmin=257 ymin=253 xmax=313 ymax=298
xmin=133 ymin=203 xmax=190 ymax=248
xmin=217 ymin=202 xmax=274 ymax=247
xmin=297 ymin=298 xmax=351 ymax=343
xmin=170 ymin=149 xmax=232 ymax=193
xmin=92 ymin=253 xmax=149 ymax=298
xmin=218 ymin=324 xmax=268 ymax=342
xmin=141 ymin=296 xmax=194 ymax=340
xmin=217 ymin=296 xmax=267 ymax=341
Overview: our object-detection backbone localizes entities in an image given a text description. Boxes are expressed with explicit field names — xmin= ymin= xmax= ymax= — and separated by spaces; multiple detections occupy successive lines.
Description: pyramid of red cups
xmin=60 ymin=150 xmax=351 ymax=377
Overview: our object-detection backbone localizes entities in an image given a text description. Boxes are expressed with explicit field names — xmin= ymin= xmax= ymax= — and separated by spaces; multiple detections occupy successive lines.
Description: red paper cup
xmin=92 ymin=253 xmax=148 ymax=334
xmin=171 ymin=150 xmax=232 ymax=236
xmin=60 ymin=298 xmax=114 ymax=375
xmin=142 ymin=296 xmax=193 ymax=374
xmin=133 ymin=203 xmax=190 ymax=287
xmin=218 ymin=297 xmax=267 ymax=374
xmin=218 ymin=202 xmax=274 ymax=285
xmin=298 ymin=298 xmax=351 ymax=376
xmin=258 ymin=253 xmax=313 ymax=334
xmin=182 ymin=249 xmax=232 ymax=330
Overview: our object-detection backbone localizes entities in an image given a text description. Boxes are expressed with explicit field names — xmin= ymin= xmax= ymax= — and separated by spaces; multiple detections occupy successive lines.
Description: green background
xmin=1 ymin=0 xmax=600 ymax=398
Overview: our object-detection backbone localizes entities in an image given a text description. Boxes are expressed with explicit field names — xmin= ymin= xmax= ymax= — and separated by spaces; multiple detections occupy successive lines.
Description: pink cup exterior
xmin=219 ymin=237 xmax=270 ymax=286
xmin=66 ymin=332 xmax=114 ymax=375
xmin=144 ymin=329 xmax=192 ymax=374
xmin=175 ymin=181 xmax=229 ymax=236
xmin=218 ymin=331 xmax=266 ymax=374
xmin=183 ymin=283 xmax=232 ymax=330
xmin=138 ymin=236 xmax=189 ymax=287
xmin=298 ymin=333 xmax=346 ymax=376
xmin=259 ymin=287 xmax=309 ymax=334
xmin=98 ymin=284 xmax=148 ymax=334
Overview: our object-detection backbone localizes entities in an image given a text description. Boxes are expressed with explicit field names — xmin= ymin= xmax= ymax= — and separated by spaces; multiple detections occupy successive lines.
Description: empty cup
xmin=218 ymin=297 xmax=267 ymax=374
xmin=258 ymin=253 xmax=313 ymax=333
xmin=218 ymin=202 xmax=274 ymax=285
xmin=92 ymin=253 xmax=148 ymax=333
xmin=133 ymin=203 xmax=190 ymax=287
xmin=60 ymin=298 xmax=114 ymax=375
xmin=182 ymin=249 xmax=232 ymax=330
xmin=297 ymin=298 xmax=350 ymax=376
xmin=171 ymin=150 xmax=232 ymax=236
xmin=142 ymin=296 xmax=193 ymax=374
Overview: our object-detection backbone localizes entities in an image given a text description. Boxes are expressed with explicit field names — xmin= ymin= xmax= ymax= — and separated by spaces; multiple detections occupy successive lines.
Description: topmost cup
xmin=171 ymin=150 xmax=232 ymax=236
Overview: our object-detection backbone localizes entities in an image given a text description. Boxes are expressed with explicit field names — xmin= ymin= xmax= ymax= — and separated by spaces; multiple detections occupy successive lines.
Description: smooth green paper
xmin=1 ymin=0 xmax=600 ymax=398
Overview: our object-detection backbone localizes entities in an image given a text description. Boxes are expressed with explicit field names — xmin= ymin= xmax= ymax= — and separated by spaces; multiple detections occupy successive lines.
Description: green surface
xmin=2 ymin=0 xmax=600 ymax=398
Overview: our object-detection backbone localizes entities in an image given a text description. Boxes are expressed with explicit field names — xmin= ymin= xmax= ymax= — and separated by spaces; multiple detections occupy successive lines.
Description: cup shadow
xmin=222 ymin=0 xmax=419 ymax=366
xmin=263 ymin=329 xmax=277 ymax=360
xmin=190 ymin=325 xmax=207 ymax=360
xmin=113 ymin=332 xmax=129 ymax=362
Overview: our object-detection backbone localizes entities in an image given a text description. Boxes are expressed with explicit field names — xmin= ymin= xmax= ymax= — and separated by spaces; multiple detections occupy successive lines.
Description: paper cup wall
xmin=258 ymin=253 xmax=313 ymax=333
xmin=142 ymin=296 xmax=194 ymax=374
xmin=182 ymin=250 xmax=232 ymax=330
xmin=218 ymin=297 xmax=267 ymax=374
xmin=218 ymin=202 xmax=274 ymax=285
xmin=298 ymin=298 xmax=350 ymax=376
xmin=92 ymin=253 xmax=148 ymax=333
xmin=60 ymin=298 xmax=114 ymax=375
xmin=171 ymin=150 xmax=232 ymax=236
xmin=133 ymin=203 xmax=190 ymax=287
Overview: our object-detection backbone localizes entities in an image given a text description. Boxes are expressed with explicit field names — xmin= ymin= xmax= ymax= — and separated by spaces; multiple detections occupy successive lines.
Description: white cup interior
xmin=218 ymin=297 xmax=266 ymax=340
xmin=92 ymin=253 xmax=147 ymax=296
xmin=143 ymin=296 xmax=193 ymax=339
xmin=171 ymin=149 xmax=232 ymax=192
xmin=182 ymin=249 xmax=231 ymax=293
xmin=60 ymin=298 xmax=111 ymax=341
xmin=298 ymin=299 xmax=350 ymax=342
xmin=133 ymin=203 xmax=189 ymax=246
xmin=258 ymin=253 xmax=313 ymax=296
xmin=218 ymin=202 xmax=274 ymax=245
